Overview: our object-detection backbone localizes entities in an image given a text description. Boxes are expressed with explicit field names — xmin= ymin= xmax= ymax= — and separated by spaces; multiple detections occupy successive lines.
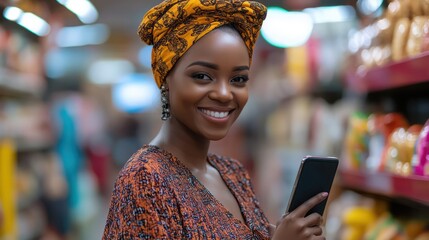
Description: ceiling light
xmin=303 ymin=5 xmax=357 ymax=23
xmin=3 ymin=7 xmax=50 ymax=36
xmin=18 ymin=12 xmax=50 ymax=36
xmin=261 ymin=6 xmax=313 ymax=48
xmin=3 ymin=6 xmax=23 ymax=21
xmin=56 ymin=0 xmax=98 ymax=24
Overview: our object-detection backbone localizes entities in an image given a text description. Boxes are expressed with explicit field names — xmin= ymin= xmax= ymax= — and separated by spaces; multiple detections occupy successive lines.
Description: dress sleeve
xmin=103 ymin=165 xmax=180 ymax=239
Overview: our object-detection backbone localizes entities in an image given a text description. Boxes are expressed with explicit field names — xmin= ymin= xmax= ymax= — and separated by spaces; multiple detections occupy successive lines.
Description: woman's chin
xmin=204 ymin=130 xmax=229 ymax=141
xmin=209 ymin=136 xmax=227 ymax=141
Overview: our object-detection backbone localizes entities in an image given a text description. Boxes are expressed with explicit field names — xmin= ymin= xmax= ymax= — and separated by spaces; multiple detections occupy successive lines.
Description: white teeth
xmin=201 ymin=109 xmax=229 ymax=119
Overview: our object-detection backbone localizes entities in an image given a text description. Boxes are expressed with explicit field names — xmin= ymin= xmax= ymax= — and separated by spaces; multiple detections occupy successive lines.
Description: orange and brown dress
xmin=103 ymin=145 xmax=270 ymax=239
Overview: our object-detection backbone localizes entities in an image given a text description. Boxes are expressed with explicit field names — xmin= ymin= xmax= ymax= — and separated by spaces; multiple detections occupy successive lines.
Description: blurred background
xmin=1 ymin=0 xmax=429 ymax=239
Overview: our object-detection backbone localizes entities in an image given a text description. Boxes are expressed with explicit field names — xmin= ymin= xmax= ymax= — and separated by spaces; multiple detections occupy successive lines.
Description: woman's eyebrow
xmin=187 ymin=61 xmax=218 ymax=70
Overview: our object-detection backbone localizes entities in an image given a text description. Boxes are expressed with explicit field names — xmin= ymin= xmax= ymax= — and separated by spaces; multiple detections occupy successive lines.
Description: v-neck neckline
xmin=145 ymin=144 xmax=251 ymax=231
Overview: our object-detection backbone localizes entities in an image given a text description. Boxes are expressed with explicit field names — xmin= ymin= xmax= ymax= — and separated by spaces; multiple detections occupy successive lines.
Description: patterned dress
xmin=103 ymin=145 xmax=271 ymax=239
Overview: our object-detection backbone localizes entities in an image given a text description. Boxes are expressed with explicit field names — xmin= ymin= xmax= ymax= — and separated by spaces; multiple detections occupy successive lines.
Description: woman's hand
xmin=271 ymin=192 xmax=328 ymax=240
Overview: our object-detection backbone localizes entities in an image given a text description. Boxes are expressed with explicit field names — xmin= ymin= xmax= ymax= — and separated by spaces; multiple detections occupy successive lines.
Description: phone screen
xmin=286 ymin=156 xmax=339 ymax=216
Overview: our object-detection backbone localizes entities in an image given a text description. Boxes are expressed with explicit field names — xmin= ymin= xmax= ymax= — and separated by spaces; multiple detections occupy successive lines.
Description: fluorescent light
xmin=3 ymin=6 xmax=23 ymax=21
xmin=56 ymin=24 xmax=109 ymax=47
xmin=56 ymin=0 xmax=98 ymax=24
xmin=261 ymin=7 xmax=313 ymax=48
xmin=303 ymin=5 xmax=356 ymax=24
xmin=3 ymin=7 xmax=50 ymax=36
xmin=17 ymin=12 xmax=50 ymax=36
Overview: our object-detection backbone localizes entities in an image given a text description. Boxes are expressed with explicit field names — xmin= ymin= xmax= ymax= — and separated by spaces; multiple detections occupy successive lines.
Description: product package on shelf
xmin=0 ymin=138 xmax=17 ymax=239
xmin=325 ymin=190 xmax=429 ymax=240
xmin=414 ymin=120 xmax=429 ymax=176
xmin=338 ymin=1 xmax=429 ymax=237
xmin=406 ymin=16 xmax=429 ymax=57
xmin=0 ymin=100 xmax=55 ymax=152
xmin=344 ymin=112 xmax=369 ymax=171
xmin=341 ymin=111 xmax=429 ymax=210
xmin=392 ymin=17 xmax=411 ymax=61
xmin=349 ymin=0 xmax=429 ymax=76
xmin=344 ymin=112 xmax=429 ymax=178
xmin=0 ymin=21 xmax=46 ymax=96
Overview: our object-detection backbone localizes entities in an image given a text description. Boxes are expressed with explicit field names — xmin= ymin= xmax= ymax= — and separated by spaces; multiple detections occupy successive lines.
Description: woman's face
xmin=166 ymin=27 xmax=250 ymax=141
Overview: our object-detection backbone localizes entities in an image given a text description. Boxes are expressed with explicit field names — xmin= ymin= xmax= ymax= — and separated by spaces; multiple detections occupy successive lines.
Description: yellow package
xmin=406 ymin=16 xmax=429 ymax=57
xmin=411 ymin=0 xmax=423 ymax=17
xmin=421 ymin=18 xmax=429 ymax=52
xmin=376 ymin=18 xmax=395 ymax=45
xmin=386 ymin=0 xmax=411 ymax=21
xmin=392 ymin=17 xmax=411 ymax=61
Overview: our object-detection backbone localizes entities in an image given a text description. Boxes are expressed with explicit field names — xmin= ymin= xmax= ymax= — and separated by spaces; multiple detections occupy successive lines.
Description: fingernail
xmin=322 ymin=192 xmax=328 ymax=197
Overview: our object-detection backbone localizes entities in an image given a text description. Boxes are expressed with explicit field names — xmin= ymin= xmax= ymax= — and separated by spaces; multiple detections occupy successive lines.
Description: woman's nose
xmin=208 ymin=81 xmax=233 ymax=102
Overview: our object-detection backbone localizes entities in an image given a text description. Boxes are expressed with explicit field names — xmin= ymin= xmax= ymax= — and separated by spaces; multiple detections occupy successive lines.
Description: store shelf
xmin=340 ymin=169 xmax=429 ymax=206
xmin=347 ymin=52 xmax=429 ymax=93
xmin=0 ymin=68 xmax=44 ymax=98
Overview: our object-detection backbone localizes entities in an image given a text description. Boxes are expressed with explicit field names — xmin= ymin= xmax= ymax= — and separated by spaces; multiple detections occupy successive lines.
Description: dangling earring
xmin=160 ymin=83 xmax=170 ymax=121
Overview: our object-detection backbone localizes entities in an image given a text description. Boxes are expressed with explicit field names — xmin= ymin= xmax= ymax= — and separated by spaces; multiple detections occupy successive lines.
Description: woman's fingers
xmin=304 ymin=212 xmax=324 ymax=228
xmin=292 ymin=192 xmax=328 ymax=218
xmin=271 ymin=193 xmax=329 ymax=240
xmin=304 ymin=226 xmax=323 ymax=237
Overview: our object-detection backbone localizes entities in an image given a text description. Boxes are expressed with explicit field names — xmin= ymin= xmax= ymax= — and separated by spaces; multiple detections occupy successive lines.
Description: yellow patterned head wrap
xmin=138 ymin=0 xmax=267 ymax=88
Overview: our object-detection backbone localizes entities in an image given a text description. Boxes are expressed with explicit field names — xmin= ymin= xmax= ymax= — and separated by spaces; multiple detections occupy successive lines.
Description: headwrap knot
xmin=138 ymin=0 xmax=267 ymax=87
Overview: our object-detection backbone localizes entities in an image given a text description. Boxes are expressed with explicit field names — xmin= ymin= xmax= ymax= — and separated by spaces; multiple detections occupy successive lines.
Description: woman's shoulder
xmin=209 ymin=153 xmax=248 ymax=174
xmin=116 ymin=145 xmax=171 ymax=182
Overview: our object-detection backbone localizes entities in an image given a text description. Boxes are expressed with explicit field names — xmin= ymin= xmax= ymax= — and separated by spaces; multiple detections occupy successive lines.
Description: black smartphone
xmin=286 ymin=156 xmax=339 ymax=217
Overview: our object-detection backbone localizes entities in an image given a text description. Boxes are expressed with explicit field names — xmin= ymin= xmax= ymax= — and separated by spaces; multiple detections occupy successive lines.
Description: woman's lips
xmin=199 ymin=108 xmax=232 ymax=119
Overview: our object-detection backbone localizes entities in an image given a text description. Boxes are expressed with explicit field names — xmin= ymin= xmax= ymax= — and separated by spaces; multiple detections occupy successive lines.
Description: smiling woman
xmin=103 ymin=0 xmax=329 ymax=239
xmin=165 ymin=25 xmax=250 ymax=141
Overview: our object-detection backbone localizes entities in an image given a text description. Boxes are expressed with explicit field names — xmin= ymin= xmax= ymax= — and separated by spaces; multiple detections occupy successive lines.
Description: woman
xmin=103 ymin=0 xmax=328 ymax=239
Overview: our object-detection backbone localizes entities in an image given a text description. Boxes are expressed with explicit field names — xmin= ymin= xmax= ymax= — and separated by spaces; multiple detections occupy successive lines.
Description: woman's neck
xmin=150 ymin=122 xmax=211 ymax=171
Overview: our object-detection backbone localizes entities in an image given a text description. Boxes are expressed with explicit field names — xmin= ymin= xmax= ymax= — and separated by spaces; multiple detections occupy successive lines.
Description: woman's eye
xmin=231 ymin=76 xmax=249 ymax=84
xmin=192 ymin=73 xmax=211 ymax=80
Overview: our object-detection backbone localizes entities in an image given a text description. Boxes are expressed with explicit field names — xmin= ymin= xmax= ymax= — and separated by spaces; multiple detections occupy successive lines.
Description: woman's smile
xmin=198 ymin=108 xmax=234 ymax=121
